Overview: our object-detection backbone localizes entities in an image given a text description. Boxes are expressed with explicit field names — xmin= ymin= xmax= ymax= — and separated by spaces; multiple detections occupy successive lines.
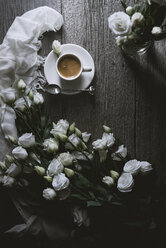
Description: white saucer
xmin=44 ymin=44 xmax=95 ymax=95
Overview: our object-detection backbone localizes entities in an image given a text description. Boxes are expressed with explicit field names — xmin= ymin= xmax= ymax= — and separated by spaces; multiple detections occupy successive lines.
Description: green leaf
xmin=87 ymin=201 xmax=103 ymax=207
xmin=71 ymin=193 xmax=88 ymax=201
xmin=121 ymin=1 xmax=126 ymax=10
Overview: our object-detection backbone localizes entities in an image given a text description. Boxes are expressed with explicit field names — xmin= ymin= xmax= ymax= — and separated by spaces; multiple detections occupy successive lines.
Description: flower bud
xmin=103 ymin=125 xmax=111 ymax=133
xmin=43 ymin=176 xmax=53 ymax=183
xmin=126 ymin=6 xmax=134 ymax=16
xmin=5 ymin=155 xmax=15 ymax=163
xmin=110 ymin=170 xmax=119 ymax=180
xmin=52 ymin=40 xmax=61 ymax=56
xmin=102 ymin=176 xmax=114 ymax=187
xmin=8 ymin=135 xmax=17 ymax=144
xmin=65 ymin=168 xmax=75 ymax=178
xmin=28 ymin=89 xmax=34 ymax=100
xmin=33 ymin=93 xmax=44 ymax=105
xmin=81 ymin=141 xmax=88 ymax=150
xmin=17 ymin=79 xmax=26 ymax=91
xmin=151 ymin=26 xmax=162 ymax=36
xmin=75 ymin=127 xmax=82 ymax=138
xmin=43 ymin=188 xmax=57 ymax=200
xmin=69 ymin=122 xmax=75 ymax=134
xmin=0 ymin=161 xmax=7 ymax=170
xmin=58 ymin=133 xmax=68 ymax=142
xmin=34 ymin=166 xmax=46 ymax=176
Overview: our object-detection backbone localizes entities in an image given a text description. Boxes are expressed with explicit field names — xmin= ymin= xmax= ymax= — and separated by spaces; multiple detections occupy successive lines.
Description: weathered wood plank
xmin=61 ymin=0 xmax=136 ymax=156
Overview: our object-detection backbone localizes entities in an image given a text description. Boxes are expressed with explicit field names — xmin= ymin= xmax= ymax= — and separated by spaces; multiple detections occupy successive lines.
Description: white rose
xmin=123 ymin=159 xmax=141 ymax=175
xmin=18 ymin=133 xmax=35 ymax=148
xmin=115 ymin=36 xmax=128 ymax=46
xmin=59 ymin=152 xmax=73 ymax=166
xmin=52 ymin=40 xmax=62 ymax=55
xmin=14 ymin=97 xmax=31 ymax=111
xmin=126 ymin=6 xmax=134 ymax=16
xmin=92 ymin=139 xmax=107 ymax=151
xmin=140 ymin=161 xmax=153 ymax=175
xmin=6 ymin=163 xmax=21 ymax=177
xmin=102 ymin=176 xmax=114 ymax=187
xmin=47 ymin=158 xmax=64 ymax=177
xmin=43 ymin=138 xmax=59 ymax=153
xmin=112 ymin=145 xmax=127 ymax=161
xmin=108 ymin=12 xmax=131 ymax=36
xmin=33 ymin=93 xmax=44 ymax=105
xmin=51 ymin=119 xmax=69 ymax=136
xmin=131 ymin=12 xmax=144 ymax=27
xmin=2 ymin=175 xmax=15 ymax=187
xmin=117 ymin=173 xmax=134 ymax=192
xmin=43 ymin=188 xmax=57 ymax=200
xmin=102 ymin=132 xmax=115 ymax=148
xmin=68 ymin=133 xmax=81 ymax=148
xmin=82 ymin=132 xmax=91 ymax=143
xmin=0 ymin=88 xmax=16 ymax=104
xmin=151 ymin=26 xmax=162 ymax=35
xmin=12 ymin=146 xmax=28 ymax=160
xmin=52 ymin=173 xmax=70 ymax=191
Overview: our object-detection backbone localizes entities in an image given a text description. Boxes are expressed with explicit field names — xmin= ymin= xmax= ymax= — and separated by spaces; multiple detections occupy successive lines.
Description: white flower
xmin=92 ymin=139 xmax=107 ymax=151
xmin=59 ymin=152 xmax=73 ymax=166
xmin=43 ymin=188 xmax=57 ymax=200
xmin=112 ymin=145 xmax=127 ymax=161
xmin=6 ymin=163 xmax=21 ymax=177
xmin=33 ymin=93 xmax=44 ymax=105
xmin=131 ymin=12 xmax=144 ymax=27
xmin=68 ymin=133 xmax=81 ymax=148
xmin=18 ymin=133 xmax=35 ymax=148
xmin=115 ymin=36 xmax=128 ymax=46
xmin=51 ymin=119 xmax=69 ymax=137
xmin=102 ymin=132 xmax=115 ymax=148
xmin=12 ymin=146 xmax=28 ymax=160
xmin=140 ymin=161 xmax=153 ymax=175
xmin=151 ymin=26 xmax=162 ymax=35
xmin=43 ymin=138 xmax=59 ymax=153
xmin=108 ymin=11 xmax=131 ymax=36
xmin=102 ymin=176 xmax=114 ymax=187
xmin=126 ymin=6 xmax=134 ymax=16
xmin=72 ymin=151 xmax=93 ymax=161
xmin=2 ymin=175 xmax=15 ymax=187
xmin=17 ymin=79 xmax=26 ymax=91
xmin=14 ymin=97 xmax=31 ymax=111
xmin=52 ymin=173 xmax=70 ymax=191
xmin=52 ymin=40 xmax=62 ymax=55
xmin=47 ymin=158 xmax=63 ymax=177
xmin=82 ymin=132 xmax=91 ymax=143
xmin=117 ymin=173 xmax=134 ymax=192
xmin=64 ymin=168 xmax=75 ymax=178
xmin=34 ymin=166 xmax=46 ymax=176
xmin=123 ymin=159 xmax=141 ymax=175
xmin=0 ymin=88 xmax=16 ymax=104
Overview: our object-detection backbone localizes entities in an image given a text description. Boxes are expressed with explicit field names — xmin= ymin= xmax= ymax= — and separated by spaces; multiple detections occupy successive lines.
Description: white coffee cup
xmin=56 ymin=53 xmax=92 ymax=81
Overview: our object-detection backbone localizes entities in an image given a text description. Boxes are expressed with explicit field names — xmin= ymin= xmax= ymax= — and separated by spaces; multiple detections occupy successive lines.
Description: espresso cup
xmin=56 ymin=53 xmax=92 ymax=81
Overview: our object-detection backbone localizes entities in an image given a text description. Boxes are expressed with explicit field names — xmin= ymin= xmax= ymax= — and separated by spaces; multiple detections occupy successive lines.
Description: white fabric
xmin=0 ymin=6 xmax=63 ymax=160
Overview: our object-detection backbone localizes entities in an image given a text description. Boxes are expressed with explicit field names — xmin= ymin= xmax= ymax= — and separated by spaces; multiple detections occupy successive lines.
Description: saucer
xmin=44 ymin=44 xmax=95 ymax=95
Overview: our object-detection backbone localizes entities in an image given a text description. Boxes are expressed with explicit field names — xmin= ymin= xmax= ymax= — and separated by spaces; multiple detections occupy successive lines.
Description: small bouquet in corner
xmin=108 ymin=0 xmax=166 ymax=53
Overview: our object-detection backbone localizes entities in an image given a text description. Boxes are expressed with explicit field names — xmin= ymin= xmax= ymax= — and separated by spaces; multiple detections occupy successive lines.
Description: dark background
xmin=0 ymin=0 xmax=166 ymax=247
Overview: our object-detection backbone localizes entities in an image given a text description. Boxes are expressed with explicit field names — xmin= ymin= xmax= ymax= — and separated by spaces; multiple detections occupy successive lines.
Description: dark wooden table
xmin=0 ymin=0 xmax=166 ymax=247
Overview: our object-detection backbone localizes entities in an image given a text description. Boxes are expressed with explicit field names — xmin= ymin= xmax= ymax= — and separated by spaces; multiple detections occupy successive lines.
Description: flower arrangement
xmin=0 ymin=80 xmax=153 ymax=212
xmin=108 ymin=0 xmax=166 ymax=52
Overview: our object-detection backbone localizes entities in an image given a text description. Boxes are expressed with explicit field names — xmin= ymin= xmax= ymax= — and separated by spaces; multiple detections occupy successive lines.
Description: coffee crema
xmin=57 ymin=54 xmax=81 ymax=79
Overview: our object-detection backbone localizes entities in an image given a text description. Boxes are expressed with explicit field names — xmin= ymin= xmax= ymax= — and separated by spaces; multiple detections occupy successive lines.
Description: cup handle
xmin=82 ymin=66 xmax=92 ymax=72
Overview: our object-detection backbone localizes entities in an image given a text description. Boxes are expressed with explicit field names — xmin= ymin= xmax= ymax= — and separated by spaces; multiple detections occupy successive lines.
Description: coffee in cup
xmin=56 ymin=53 xmax=92 ymax=81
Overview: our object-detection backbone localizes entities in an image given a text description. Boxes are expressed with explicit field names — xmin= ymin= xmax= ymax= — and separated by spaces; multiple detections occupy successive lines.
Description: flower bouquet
xmin=108 ymin=0 xmax=166 ymax=55
xmin=0 ymin=79 xmax=156 ymax=237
